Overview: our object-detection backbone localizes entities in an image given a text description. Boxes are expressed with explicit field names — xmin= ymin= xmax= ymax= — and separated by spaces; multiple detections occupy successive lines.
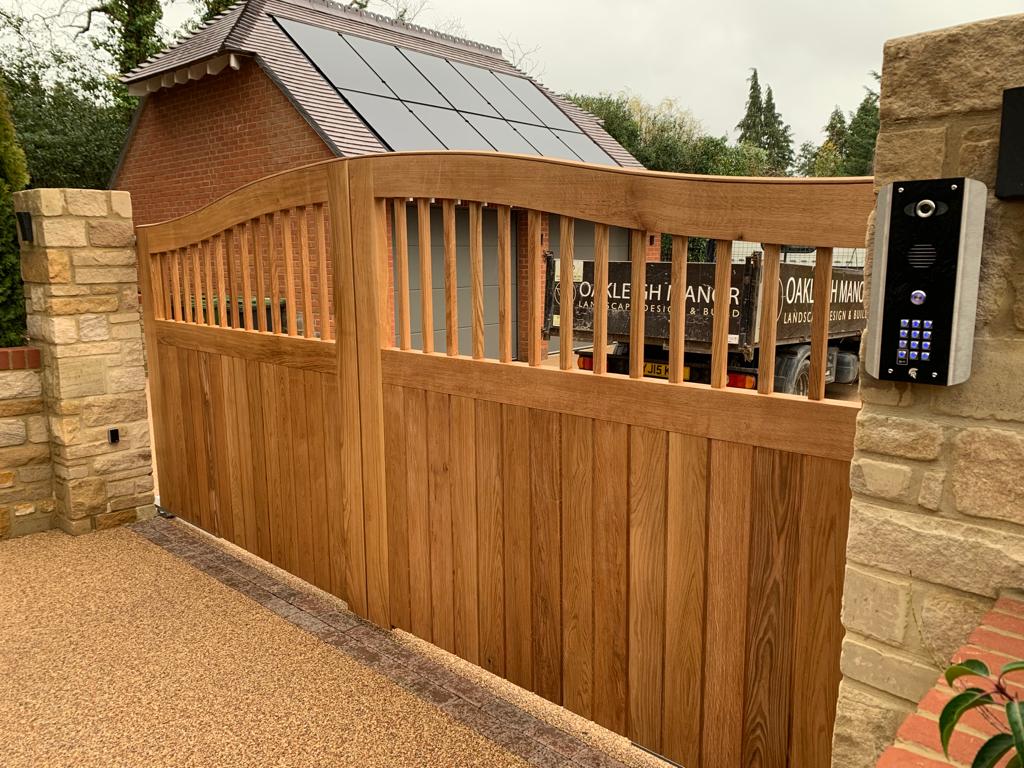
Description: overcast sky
xmin=161 ymin=0 xmax=1021 ymax=146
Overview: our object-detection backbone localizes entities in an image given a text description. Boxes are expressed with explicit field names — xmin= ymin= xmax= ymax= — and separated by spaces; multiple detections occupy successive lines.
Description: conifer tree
xmin=0 ymin=77 xmax=29 ymax=347
xmin=736 ymin=69 xmax=764 ymax=147
xmin=823 ymin=106 xmax=848 ymax=158
xmin=843 ymin=89 xmax=880 ymax=175
xmin=761 ymin=86 xmax=794 ymax=175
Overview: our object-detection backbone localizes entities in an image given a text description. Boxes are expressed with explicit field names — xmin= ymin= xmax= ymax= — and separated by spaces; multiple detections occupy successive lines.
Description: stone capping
xmin=0 ymin=347 xmax=41 ymax=370
xmin=876 ymin=594 xmax=1024 ymax=767
xmin=132 ymin=517 xmax=640 ymax=768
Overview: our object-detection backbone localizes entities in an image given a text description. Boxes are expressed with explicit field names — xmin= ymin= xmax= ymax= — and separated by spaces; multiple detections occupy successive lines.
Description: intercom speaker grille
xmin=907 ymin=243 xmax=937 ymax=268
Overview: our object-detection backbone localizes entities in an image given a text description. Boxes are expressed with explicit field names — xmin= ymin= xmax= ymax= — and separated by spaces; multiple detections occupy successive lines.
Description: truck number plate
xmin=643 ymin=362 xmax=687 ymax=380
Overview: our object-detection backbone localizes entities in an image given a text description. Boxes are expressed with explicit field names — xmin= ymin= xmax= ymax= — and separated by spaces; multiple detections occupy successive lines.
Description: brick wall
xmin=114 ymin=60 xmax=334 ymax=227
xmin=833 ymin=15 xmax=1024 ymax=767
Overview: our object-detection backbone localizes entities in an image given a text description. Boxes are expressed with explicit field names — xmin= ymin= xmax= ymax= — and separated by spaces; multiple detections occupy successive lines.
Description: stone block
xmin=109 ymin=191 xmax=132 ymax=219
xmin=13 ymin=188 xmax=64 ymax=216
xmin=917 ymin=470 xmax=946 ymax=512
xmin=850 ymin=457 xmax=914 ymax=502
xmin=46 ymin=295 xmax=120 ymax=315
xmin=918 ymin=588 xmax=991 ymax=660
xmin=75 ymin=266 xmax=138 ymax=285
xmin=0 ymin=442 xmax=49 ymax=468
xmin=94 ymin=507 xmax=137 ymax=530
xmin=80 ymin=393 xmax=148 ymax=427
xmin=840 ymin=636 xmax=939 ymax=703
xmin=107 ymin=366 xmax=146 ymax=394
xmin=974 ymin=197 xmax=1023 ymax=328
xmin=951 ymin=427 xmax=1024 ymax=525
xmin=881 ymin=15 xmax=1024 ymax=121
xmin=0 ymin=397 xmax=42 ymax=417
xmin=932 ymin=339 xmax=1024 ymax=421
xmin=21 ymin=247 xmax=71 ymax=284
xmin=16 ymin=463 xmax=51 ymax=483
xmin=65 ymin=476 xmax=106 ymax=520
xmin=842 ymin=566 xmax=912 ymax=645
xmin=0 ymin=470 xmax=13 ymax=488
xmin=0 ymin=418 xmax=26 ymax=447
xmin=71 ymin=248 xmax=135 ymax=267
xmin=92 ymin=449 xmax=151 ymax=475
xmin=0 ymin=371 xmax=42 ymax=398
xmin=122 ymin=340 xmax=145 ymax=366
xmin=87 ymin=220 xmax=134 ymax=248
xmin=34 ymin=316 xmax=78 ymax=345
xmin=958 ymin=123 xmax=1000 ymax=188
xmin=854 ymin=413 xmax=944 ymax=461
xmin=846 ymin=500 xmax=1024 ymax=597
xmin=64 ymin=189 xmax=109 ymax=217
xmin=78 ymin=314 xmax=109 ymax=342
xmin=0 ymin=508 xmax=8 ymax=538
xmin=110 ymin=322 xmax=141 ymax=340
xmin=38 ymin=218 xmax=88 ymax=248
xmin=25 ymin=414 xmax=47 ymax=443
xmin=53 ymin=357 xmax=107 ymax=399
xmin=109 ymin=491 xmax=153 ymax=512
xmin=52 ymin=341 xmax=121 ymax=359
xmin=858 ymin=379 xmax=913 ymax=408
xmin=57 ymin=515 xmax=92 ymax=535
xmin=872 ymin=126 xmax=947 ymax=184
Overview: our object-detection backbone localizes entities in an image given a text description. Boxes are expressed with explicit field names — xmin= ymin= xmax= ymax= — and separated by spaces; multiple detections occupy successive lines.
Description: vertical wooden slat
xmin=203 ymin=240 xmax=215 ymax=327
xmin=668 ymin=235 xmax=689 ymax=384
xmin=476 ymin=399 xmax=505 ymax=676
xmin=592 ymin=418 xmax=628 ymax=733
xmin=155 ymin=253 xmax=169 ymax=320
xmin=243 ymin=358 xmax=272 ymax=561
xmin=405 ymin=387 xmax=432 ymax=638
xmin=503 ymin=403 xmax=532 ymax=689
xmin=170 ymin=248 xmax=183 ymax=322
xmin=224 ymin=230 xmax=237 ymax=329
xmin=531 ymin=408 xmax=562 ymax=703
xmin=451 ymin=394 xmax=479 ymax=663
xmin=290 ymin=366 xmax=315 ymax=583
xmin=561 ymin=413 xmax=593 ymax=718
xmin=710 ymin=239 xmax=734 ymax=389
xmin=214 ymin=235 xmax=228 ymax=328
xmin=789 ymin=455 xmax=850 ymax=768
xmin=322 ymin=375 xmax=346 ymax=599
xmin=470 ymin=201 xmax=485 ymax=360
xmin=267 ymin=214 xmax=282 ymax=334
xmin=757 ymin=244 xmax=783 ymax=394
xmin=191 ymin=242 xmax=205 ymax=325
xmin=315 ymin=203 xmax=332 ymax=341
xmin=283 ymin=208 xmax=298 ymax=336
xmin=180 ymin=246 xmax=193 ymax=323
xmin=239 ymin=221 xmax=254 ymax=331
xmin=298 ymin=206 xmax=315 ymax=338
xmin=417 ymin=197 xmax=434 ymax=353
xmin=742 ymin=448 xmax=801 ymax=768
xmin=305 ymin=371 xmax=331 ymax=592
xmin=527 ymin=209 xmax=543 ymax=366
xmin=427 ymin=389 xmax=454 ymax=652
xmin=383 ymin=384 xmax=410 ymax=630
xmin=702 ymin=440 xmax=753 ymax=766
xmin=592 ymin=224 xmax=609 ymax=375
xmin=808 ymin=247 xmax=834 ymax=401
xmin=497 ymin=205 xmax=512 ymax=363
xmin=628 ymin=230 xmax=647 ymax=379
xmin=627 ymin=425 xmax=667 ymax=750
xmin=662 ymin=433 xmax=708 ymax=767
xmin=393 ymin=199 xmax=411 ymax=349
xmin=443 ymin=199 xmax=458 ymax=356
xmin=559 ymin=216 xmax=575 ymax=371
xmin=254 ymin=218 xmax=268 ymax=332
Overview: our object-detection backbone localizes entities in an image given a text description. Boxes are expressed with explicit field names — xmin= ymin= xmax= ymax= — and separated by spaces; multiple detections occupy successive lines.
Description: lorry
xmin=544 ymin=252 xmax=867 ymax=395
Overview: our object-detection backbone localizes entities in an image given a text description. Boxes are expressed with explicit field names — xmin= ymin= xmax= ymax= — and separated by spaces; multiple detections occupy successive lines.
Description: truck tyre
xmin=777 ymin=344 xmax=813 ymax=395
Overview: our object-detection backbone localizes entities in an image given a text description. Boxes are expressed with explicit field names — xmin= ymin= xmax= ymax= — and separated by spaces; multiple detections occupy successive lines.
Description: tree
xmin=761 ymin=86 xmax=793 ymax=175
xmin=78 ymin=0 xmax=164 ymax=75
xmin=0 ymin=77 xmax=29 ymax=347
xmin=844 ymin=88 xmax=879 ymax=175
xmin=191 ymin=0 xmax=238 ymax=24
xmin=823 ymin=106 xmax=848 ymax=158
xmin=735 ymin=68 xmax=764 ymax=147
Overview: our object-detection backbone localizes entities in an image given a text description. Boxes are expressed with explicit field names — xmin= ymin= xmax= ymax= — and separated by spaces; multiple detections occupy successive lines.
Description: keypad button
xmin=897 ymin=350 xmax=908 ymax=359
xmin=910 ymin=351 xmax=919 ymax=360
xmin=912 ymin=320 xmax=921 ymax=328
xmin=901 ymin=319 xmax=910 ymax=328
xmin=911 ymin=330 xmax=920 ymax=339
xmin=899 ymin=340 xmax=908 ymax=349
xmin=910 ymin=341 xmax=919 ymax=349
xmin=900 ymin=330 xmax=909 ymax=338
xmin=922 ymin=341 xmax=930 ymax=350
xmin=923 ymin=331 xmax=932 ymax=340
xmin=924 ymin=320 xmax=933 ymax=329
xmin=921 ymin=352 xmax=930 ymax=361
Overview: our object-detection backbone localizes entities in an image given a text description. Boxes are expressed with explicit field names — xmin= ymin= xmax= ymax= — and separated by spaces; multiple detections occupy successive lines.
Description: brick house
xmin=114 ymin=0 xmax=645 ymax=359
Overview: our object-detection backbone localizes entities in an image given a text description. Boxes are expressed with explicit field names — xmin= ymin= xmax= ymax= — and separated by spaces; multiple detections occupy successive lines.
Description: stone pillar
xmin=833 ymin=15 xmax=1024 ymax=767
xmin=14 ymin=188 xmax=154 ymax=534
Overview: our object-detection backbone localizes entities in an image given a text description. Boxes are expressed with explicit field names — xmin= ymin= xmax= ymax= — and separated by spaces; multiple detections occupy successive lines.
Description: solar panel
xmin=553 ymin=129 xmax=615 ymax=164
xmin=341 ymin=91 xmax=444 ymax=150
xmin=464 ymin=114 xmax=540 ymax=155
xmin=276 ymin=18 xmax=391 ymax=97
xmin=495 ymin=74 xmax=578 ymax=132
xmin=512 ymin=124 xmax=581 ymax=161
xmin=343 ymin=34 xmax=448 ymax=108
xmin=401 ymin=50 xmax=499 ymax=117
xmin=409 ymin=104 xmax=494 ymax=150
xmin=450 ymin=62 xmax=540 ymax=125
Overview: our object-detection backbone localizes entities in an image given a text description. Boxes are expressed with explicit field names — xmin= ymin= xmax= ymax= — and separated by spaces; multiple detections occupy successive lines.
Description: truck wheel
xmin=791 ymin=356 xmax=811 ymax=396
xmin=776 ymin=345 xmax=813 ymax=395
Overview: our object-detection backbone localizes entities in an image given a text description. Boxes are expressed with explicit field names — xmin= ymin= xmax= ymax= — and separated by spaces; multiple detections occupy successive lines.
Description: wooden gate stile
xmin=137 ymin=152 xmax=874 ymax=768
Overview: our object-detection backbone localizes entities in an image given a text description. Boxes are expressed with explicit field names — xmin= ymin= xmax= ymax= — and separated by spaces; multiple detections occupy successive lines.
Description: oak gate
xmin=137 ymin=153 xmax=874 ymax=767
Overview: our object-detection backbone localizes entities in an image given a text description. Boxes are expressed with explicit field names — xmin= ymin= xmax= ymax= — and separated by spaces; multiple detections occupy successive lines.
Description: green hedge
xmin=0 ymin=77 xmax=28 ymax=348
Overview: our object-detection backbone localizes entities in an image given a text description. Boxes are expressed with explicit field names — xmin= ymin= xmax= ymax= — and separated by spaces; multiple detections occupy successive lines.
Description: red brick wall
xmin=114 ymin=61 xmax=334 ymax=226
xmin=515 ymin=210 xmax=549 ymax=362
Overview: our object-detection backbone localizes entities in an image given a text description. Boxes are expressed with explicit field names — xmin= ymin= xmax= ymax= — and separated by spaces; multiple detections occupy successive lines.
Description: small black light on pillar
xmin=108 ymin=428 xmax=120 ymax=445
xmin=15 ymin=211 xmax=33 ymax=243
xmin=996 ymin=86 xmax=1024 ymax=199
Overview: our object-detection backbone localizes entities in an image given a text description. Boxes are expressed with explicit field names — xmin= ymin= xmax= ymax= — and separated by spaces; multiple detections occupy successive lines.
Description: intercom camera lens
xmin=915 ymin=199 xmax=936 ymax=218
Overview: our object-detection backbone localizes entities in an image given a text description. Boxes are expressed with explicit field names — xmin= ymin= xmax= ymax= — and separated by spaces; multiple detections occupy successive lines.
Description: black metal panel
xmin=997 ymin=86 xmax=1024 ymax=199
xmin=553 ymin=129 xmax=615 ymax=165
xmin=512 ymin=123 xmax=580 ymax=161
xmin=275 ymin=17 xmax=392 ymax=97
xmin=495 ymin=73 xmax=578 ymax=131
xmin=401 ymin=49 xmax=499 ymax=117
xmin=408 ymin=104 xmax=493 ymax=150
xmin=343 ymin=33 xmax=448 ymax=107
xmin=451 ymin=62 xmax=540 ymax=124
xmin=464 ymin=114 xmax=540 ymax=155
xmin=341 ymin=90 xmax=444 ymax=150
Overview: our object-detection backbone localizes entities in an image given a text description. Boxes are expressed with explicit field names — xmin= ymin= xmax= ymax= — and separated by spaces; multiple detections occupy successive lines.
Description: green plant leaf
xmin=946 ymin=659 xmax=991 ymax=686
xmin=1008 ymin=701 xmax=1024 ymax=758
xmin=971 ymin=733 xmax=1014 ymax=768
xmin=940 ymin=689 xmax=994 ymax=756
xmin=1002 ymin=661 xmax=1024 ymax=678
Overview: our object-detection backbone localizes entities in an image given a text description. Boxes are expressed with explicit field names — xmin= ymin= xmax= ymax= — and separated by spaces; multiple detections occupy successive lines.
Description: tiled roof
xmin=121 ymin=0 xmax=641 ymax=166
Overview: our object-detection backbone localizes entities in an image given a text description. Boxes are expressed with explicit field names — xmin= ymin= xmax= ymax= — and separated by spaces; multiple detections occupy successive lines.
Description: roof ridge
xmin=123 ymin=1 xmax=245 ymax=79
xmin=277 ymin=0 xmax=503 ymax=57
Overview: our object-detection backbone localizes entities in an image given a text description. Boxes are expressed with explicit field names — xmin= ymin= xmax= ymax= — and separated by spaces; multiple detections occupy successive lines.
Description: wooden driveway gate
xmin=137 ymin=153 xmax=874 ymax=768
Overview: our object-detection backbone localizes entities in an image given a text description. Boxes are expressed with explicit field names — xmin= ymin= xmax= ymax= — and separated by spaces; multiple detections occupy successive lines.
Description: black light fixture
xmin=996 ymin=86 xmax=1024 ymax=199
xmin=16 ymin=211 xmax=32 ymax=243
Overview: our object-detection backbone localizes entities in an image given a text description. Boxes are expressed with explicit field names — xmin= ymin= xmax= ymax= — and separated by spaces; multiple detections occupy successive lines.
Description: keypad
xmin=896 ymin=319 xmax=936 ymax=365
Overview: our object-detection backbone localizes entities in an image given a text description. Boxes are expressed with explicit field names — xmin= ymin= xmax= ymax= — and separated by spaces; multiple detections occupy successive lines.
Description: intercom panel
xmin=866 ymin=178 xmax=986 ymax=386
